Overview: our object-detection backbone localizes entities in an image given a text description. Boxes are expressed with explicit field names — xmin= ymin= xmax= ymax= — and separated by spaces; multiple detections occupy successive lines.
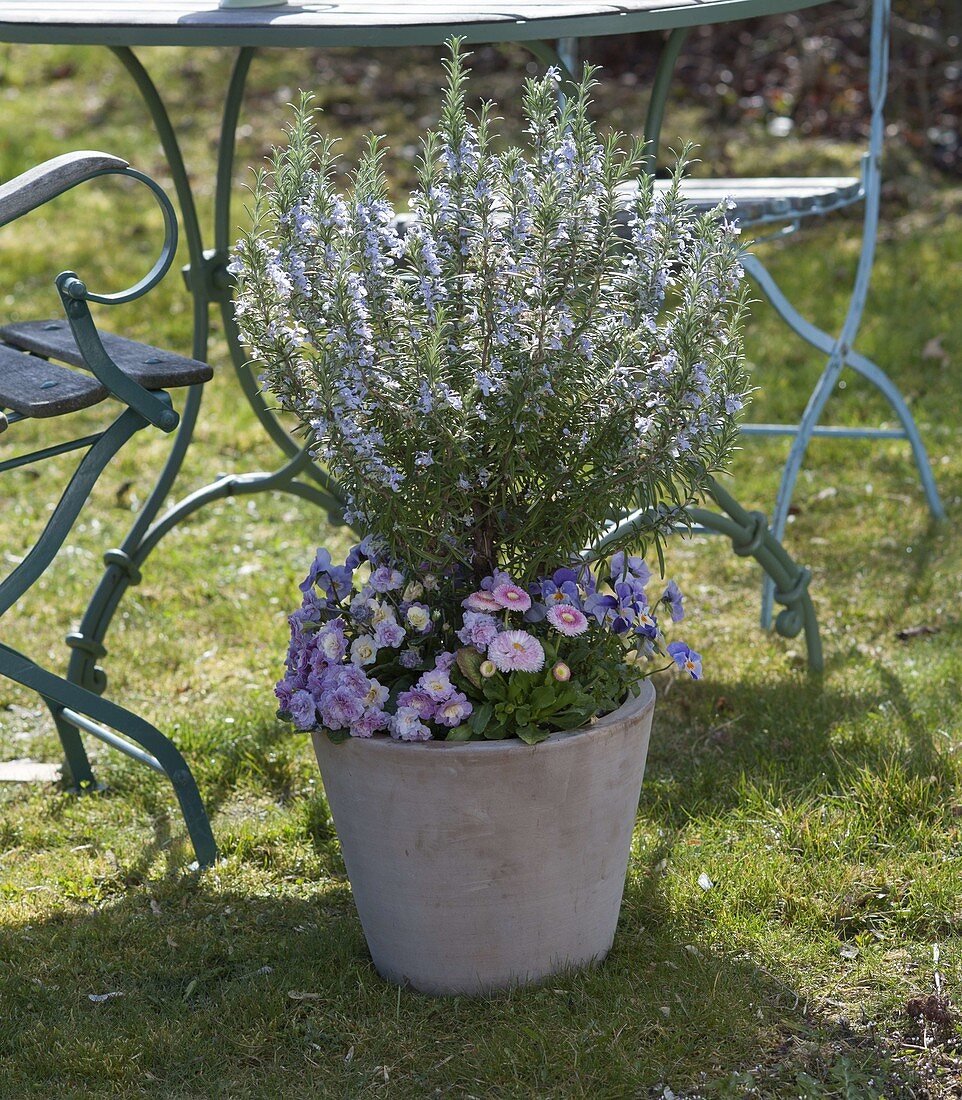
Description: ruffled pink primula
xmin=487 ymin=630 xmax=545 ymax=673
xmin=492 ymin=583 xmax=532 ymax=612
xmin=546 ymin=605 xmax=589 ymax=637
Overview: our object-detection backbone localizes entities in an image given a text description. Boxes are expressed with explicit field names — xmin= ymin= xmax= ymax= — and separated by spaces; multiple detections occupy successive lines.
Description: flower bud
xmin=552 ymin=661 xmax=571 ymax=682
xmin=403 ymin=581 xmax=424 ymax=603
xmin=479 ymin=659 xmax=496 ymax=678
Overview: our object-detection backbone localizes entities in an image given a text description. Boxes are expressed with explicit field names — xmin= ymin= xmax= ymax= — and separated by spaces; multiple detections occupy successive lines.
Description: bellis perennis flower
xmin=547 ymin=606 xmax=589 ymax=637
xmin=488 ymin=631 xmax=546 ymax=673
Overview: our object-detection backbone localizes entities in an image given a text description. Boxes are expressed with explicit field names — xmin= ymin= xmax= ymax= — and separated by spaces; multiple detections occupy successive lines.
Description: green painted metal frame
xmin=0 ymin=161 xmax=217 ymax=867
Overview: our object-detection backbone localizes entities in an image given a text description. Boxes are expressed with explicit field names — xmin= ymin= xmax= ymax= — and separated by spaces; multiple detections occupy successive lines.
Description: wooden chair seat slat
xmin=0 ymin=320 xmax=213 ymax=390
xmin=0 ymin=342 xmax=106 ymax=418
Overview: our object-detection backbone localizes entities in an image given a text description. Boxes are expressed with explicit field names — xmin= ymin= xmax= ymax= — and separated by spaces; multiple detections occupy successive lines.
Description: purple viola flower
xmin=297 ymin=588 xmax=328 ymax=621
xmin=667 ymin=641 xmax=702 ymax=680
xmin=479 ymin=570 xmax=513 ymax=592
xmin=299 ymin=547 xmax=333 ymax=594
xmin=405 ymin=602 xmax=433 ymax=635
xmin=317 ymin=664 xmax=370 ymax=729
xmin=522 ymin=601 xmax=548 ymax=623
xmin=396 ymin=688 xmax=436 ymax=720
xmin=610 ymin=551 xmax=652 ymax=590
xmin=288 ymin=605 xmax=321 ymax=645
xmin=349 ymin=591 xmax=374 ymax=622
xmin=321 ymin=562 xmax=354 ymax=603
xmin=662 ymin=580 xmax=685 ymax=623
xmin=606 ymin=582 xmax=641 ymax=634
xmin=392 ymin=706 xmax=432 ymax=742
xmin=283 ymin=645 xmax=311 ymax=690
xmin=434 ymin=650 xmax=457 ymax=671
xmin=434 ymin=691 xmax=473 ymax=728
xmin=584 ymin=591 xmax=617 ymax=625
xmin=288 ymin=689 xmax=318 ymax=731
xmin=318 ymin=688 xmax=366 ymax=730
xmin=551 ymin=567 xmax=580 ymax=586
xmin=370 ymin=565 xmax=405 ymax=593
xmin=457 ymin=611 xmax=500 ymax=651
xmin=351 ymin=709 xmax=390 ymax=738
xmin=539 ymin=578 xmax=582 ymax=608
xmin=345 ymin=535 xmax=384 ymax=570
xmin=300 ymin=547 xmax=354 ymax=604
xmin=305 ymin=669 xmax=326 ymax=698
xmin=635 ymin=607 xmax=659 ymax=640
xmin=362 ymin=677 xmax=390 ymax=711
xmin=374 ymin=619 xmax=406 ymax=649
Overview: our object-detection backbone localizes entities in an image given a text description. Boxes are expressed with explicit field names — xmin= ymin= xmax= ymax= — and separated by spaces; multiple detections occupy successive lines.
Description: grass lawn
xmin=1 ymin=40 xmax=961 ymax=1099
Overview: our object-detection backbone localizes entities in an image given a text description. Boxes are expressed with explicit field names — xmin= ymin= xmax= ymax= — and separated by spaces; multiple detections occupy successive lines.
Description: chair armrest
xmin=0 ymin=151 xmax=129 ymax=227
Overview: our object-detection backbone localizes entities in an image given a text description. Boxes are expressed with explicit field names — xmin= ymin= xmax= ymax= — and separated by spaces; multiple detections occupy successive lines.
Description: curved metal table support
xmin=63 ymin=45 xmax=347 ymax=697
xmin=595 ymin=478 xmax=823 ymax=672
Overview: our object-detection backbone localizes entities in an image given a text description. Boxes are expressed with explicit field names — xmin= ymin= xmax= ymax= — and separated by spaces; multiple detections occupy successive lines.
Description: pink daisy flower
xmin=487 ymin=630 xmax=545 ymax=673
xmin=492 ymin=583 xmax=532 ymax=612
xmin=547 ymin=605 xmax=589 ymax=636
xmin=463 ymin=590 xmax=502 ymax=612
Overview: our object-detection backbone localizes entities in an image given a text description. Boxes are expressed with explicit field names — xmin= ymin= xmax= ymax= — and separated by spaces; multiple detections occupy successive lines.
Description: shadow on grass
xmin=0 ymin=871 xmax=928 ymax=1098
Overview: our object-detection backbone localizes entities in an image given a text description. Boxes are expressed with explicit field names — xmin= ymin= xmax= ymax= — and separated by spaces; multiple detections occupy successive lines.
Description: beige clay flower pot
xmin=312 ymin=678 xmax=656 ymax=996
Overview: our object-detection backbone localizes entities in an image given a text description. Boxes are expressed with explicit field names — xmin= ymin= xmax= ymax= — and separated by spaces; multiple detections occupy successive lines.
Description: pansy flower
xmin=434 ymin=692 xmax=473 ymax=728
xmin=667 ymin=641 xmax=702 ymax=680
xmin=662 ymin=580 xmax=684 ymax=623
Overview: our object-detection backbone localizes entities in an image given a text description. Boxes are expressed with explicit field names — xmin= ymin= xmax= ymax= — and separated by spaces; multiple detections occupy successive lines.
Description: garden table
xmin=6 ymin=0 xmax=928 ymax=832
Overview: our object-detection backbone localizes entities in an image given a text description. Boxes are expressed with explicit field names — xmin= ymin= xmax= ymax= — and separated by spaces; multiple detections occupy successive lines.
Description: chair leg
xmin=0 ymin=641 xmax=217 ymax=868
xmin=742 ymin=253 xmax=944 ymax=522
xmin=47 ymin=697 xmax=98 ymax=789
xmin=742 ymin=245 xmax=944 ymax=630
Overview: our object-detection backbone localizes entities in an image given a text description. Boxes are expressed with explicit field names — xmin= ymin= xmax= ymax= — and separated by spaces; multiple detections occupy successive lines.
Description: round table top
xmin=0 ymin=0 xmax=830 ymax=48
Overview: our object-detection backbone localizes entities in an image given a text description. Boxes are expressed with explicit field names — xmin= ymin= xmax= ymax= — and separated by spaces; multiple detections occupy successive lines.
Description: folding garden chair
xmin=0 ymin=151 xmax=217 ymax=867
xmin=581 ymin=0 xmax=944 ymax=629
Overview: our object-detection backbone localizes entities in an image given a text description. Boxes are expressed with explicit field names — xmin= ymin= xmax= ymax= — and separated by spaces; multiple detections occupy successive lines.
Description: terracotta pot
xmin=312 ymin=678 xmax=656 ymax=996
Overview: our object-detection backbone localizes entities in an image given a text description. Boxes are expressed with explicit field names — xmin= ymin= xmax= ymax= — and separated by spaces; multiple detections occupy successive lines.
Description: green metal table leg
xmin=643 ymin=27 xmax=688 ymax=174
xmin=63 ymin=46 xmax=349 ymax=706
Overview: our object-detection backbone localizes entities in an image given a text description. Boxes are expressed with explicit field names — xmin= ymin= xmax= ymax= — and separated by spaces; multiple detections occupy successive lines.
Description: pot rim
xmin=312 ymin=675 xmax=656 ymax=756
